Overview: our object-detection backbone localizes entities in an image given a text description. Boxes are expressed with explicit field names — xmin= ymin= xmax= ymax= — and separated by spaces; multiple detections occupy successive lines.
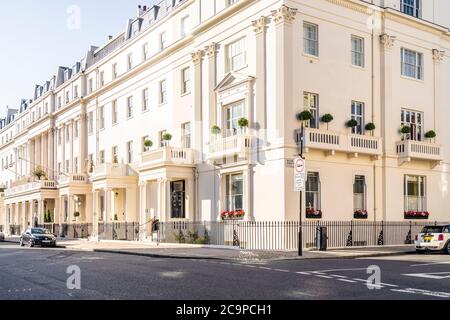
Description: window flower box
xmin=354 ymin=210 xmax=368 ymax=219
xmin=221 ymin=210 xmax=245 ymax=221
xmin=404 ymin=211 xmax=429 ymax=220
xmin=306 ymin=208 xmax=322 ymax=219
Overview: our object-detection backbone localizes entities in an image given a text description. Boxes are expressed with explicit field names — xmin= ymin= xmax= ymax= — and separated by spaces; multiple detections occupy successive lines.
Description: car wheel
xmin=446 ymin=241 xmax=450 ymax=254
xmin=416 ymin=250 xmax=425 ymax=254
xmin=20 ymin=239 xmax=24 ymax=247
xmin=28 ymin=240 xmax=34 ymax=248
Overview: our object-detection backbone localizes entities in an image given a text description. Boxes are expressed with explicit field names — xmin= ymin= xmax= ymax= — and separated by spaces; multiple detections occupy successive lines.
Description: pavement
xmin=0 ymin=241 xmax=449 ymax=300
xmin=3 ymin=236 xmax=416 ymax=261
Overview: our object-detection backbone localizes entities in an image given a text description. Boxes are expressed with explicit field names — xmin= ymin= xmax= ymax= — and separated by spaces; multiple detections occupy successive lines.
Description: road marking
xmin=274 ymin=269 xmax=290 ymax=273
xmin=297 ymin=272 xmax=311 ymax=275
xmin=315 ymin=275 xmax=333 ymax=279
xmin=403 ymin=272 xmax=450 ymax=280
xmin=331 ymin=274 xmax=348 ymax=279
xmin=259 ymin=267 xmax=272 ymax=270
xmin=410 ymin=262 xmax=450 ymax=267
xmin=337 ymin=279 xmax=356 ymax=283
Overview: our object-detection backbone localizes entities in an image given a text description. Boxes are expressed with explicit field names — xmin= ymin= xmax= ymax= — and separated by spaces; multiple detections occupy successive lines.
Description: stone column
xmin=54 ymin=197 xmax=60 ymax=225
xmin=13 ymin=148 xmax=18 ymax=181
xmin=68 ymin=194 xmax=75 ymax=223
xmin=206 ymin=43 xmax=218 ymax=134
xmin=139 ymin=181 xmax=148 ymax=240
xmin=47 ymin=129 xmax=54 ymax=180
xmin=29 ymin=139 xmax=34 ymax=175
xmin=253 ymin=16 xmax=268 ymax=139
xmin=379 ymin=33 xmax=395 ymax=221
xmin=104 ymin=188 xmax=112 ymax=222
xmin=271 ymin=5 xmax=297 ymax=144
xmin=92 ymin=190 xmax=99 ymax=239
xmin=69 ymin=120 xmax=74 ymax=174
xmin=38 ymin=198 xmax=44 ymax=225
xmin=244 ymin=166 xmax=254 ymax=221
xmin=79 ymin=105 xmax=88 ymax=173
xmin=40 ymin=133 xmax=45 ymax=174
xmin=191 ymin=50 xmax=204 ymax=162
xmin=157 ymin=179 xmax=169 ymax=222
xmin=61 ymin=124 xmax=66 ymax=173
xmin=217 ymin=173 xmax=223 ymax=221
xmin=35 ymin=136 xmax=41 ymax=169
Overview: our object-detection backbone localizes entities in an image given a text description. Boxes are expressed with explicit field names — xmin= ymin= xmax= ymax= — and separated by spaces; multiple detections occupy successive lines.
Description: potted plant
xmin=296 ymin=110 xmax=313 ymax=122
xmin=238 ymin=118 xmax=249 ymax=131
xmin=365 ymin=123 xmax=376 ymax=136
xmin=400 ymin=125 xmax=411 ymax=139
xmin=354 ymin=210 xmax=368 ymax=219
xmin=73 ymin=212 xmax=80 ymax=221
xmin=114 ymin=214 xmax=118 ymax=221
xmin=144 ymin=139 xmax=153 ymax=149
xmin=424 ymin=130 xmax=436 ymax=142
xmin=33 ymin=166 xmax=47 ymax=181
xmin=346 ymin=119 xmax=358 ymax=130
xmin=320 ymin=114 xmax=334 ymax=130
xmin=162 ymin=133 xmax=172 ymax=146
xmin=211 ymin=125 xmax=221 ymax=136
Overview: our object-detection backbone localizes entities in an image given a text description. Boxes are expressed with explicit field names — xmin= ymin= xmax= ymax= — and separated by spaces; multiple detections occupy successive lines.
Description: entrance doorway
xmin=170 ymin=180 xmax=185 ymax=219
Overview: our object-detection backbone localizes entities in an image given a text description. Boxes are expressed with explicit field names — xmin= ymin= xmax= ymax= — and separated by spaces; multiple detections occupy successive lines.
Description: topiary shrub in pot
xmin=424 ymin=130 xmax=436 ymax=142
xmin=320 ymin=114 xmax=334 ymax=130
xmin=365 ymin=123 xmax=376 ymax=136
xmin=296 ymin=110 xmax=313 ymax=122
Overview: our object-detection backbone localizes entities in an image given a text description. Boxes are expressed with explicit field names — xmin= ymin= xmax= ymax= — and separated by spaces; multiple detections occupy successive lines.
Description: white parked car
xmin=415 ymin=225 xmax=450 ymax=253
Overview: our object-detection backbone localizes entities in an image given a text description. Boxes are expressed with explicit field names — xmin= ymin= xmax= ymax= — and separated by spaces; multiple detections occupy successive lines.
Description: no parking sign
xmin=294 ymin=157 xmax=306 ymax=192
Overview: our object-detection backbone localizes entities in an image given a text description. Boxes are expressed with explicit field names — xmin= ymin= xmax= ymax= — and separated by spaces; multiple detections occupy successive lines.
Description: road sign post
xmin=294 ymin=155 xmax=306 ymax=256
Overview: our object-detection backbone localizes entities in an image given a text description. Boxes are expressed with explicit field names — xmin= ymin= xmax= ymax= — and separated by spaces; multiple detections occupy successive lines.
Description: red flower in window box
xmin=404 ymin=211 xmax=429 ymax=219
xmin=354 ymin=210 xmax=368 ymax=219
xmin=221 ymin=210 xmax=245 ymax=220
xmin=306 ymin=208 xmax=322 ymax=219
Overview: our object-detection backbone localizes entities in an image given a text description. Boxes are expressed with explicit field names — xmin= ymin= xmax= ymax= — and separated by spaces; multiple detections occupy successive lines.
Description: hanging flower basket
xmin=354 ymin=210 xmax=368 ymax=219
xmin=306 ymin=208 xmax=322 ymax=219
xmin=221 ymin=210 xmax=245 ymax=220
xmin=404 ymin=211 xmax=429 ymax=220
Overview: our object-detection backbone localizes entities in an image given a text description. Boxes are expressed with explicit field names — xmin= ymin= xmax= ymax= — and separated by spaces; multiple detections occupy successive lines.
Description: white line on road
xmin=410 ymin=262 xmax=450 ymax=267
xmin=337 ymin=279 xmax=357 ymax=283
xmin=274 ymin=269 xmax=290 ymax=273
xmin=315 ymin=275 xmax=333 ymax=279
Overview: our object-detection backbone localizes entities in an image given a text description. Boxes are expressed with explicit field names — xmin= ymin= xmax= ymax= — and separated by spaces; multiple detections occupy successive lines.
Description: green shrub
xmin=365 ymin=123 xmax=376 ymax=131
xmin=424 ymin=130 xmax=436 ymax=139
xmin=346 ymin=119 xmax=358 ymax=128
xmin=296 ymin=110 xmax=313 ymax=122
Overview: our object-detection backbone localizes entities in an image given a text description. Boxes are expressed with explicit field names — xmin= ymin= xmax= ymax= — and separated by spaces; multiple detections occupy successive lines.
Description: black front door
xmin=171 ymin=181 xmax=185 ymax=219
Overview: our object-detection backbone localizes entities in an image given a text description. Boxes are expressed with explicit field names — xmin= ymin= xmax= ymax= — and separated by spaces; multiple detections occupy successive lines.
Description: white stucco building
xmin=0 ymin=0 xmax=449 ymax=237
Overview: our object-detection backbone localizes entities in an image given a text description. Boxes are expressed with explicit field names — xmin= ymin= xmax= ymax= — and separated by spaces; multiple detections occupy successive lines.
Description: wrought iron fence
xmin=98 ymin=222 xmax=140 ymax=241
xmin=9 ymin=225 xmax=21 ymax=236
xmin=157 ymin=220 xmax=450 ymax=251
xmin=54 ymin=223 xmax=93 ymax=239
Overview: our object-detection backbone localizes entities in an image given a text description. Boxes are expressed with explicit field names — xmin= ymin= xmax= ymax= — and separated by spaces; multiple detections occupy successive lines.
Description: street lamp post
xmin=298 ymin=122 xmax=305 ymax=257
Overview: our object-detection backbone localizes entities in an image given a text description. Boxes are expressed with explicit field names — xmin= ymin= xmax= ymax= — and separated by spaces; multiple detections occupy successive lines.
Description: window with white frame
xmin=127 ymin=96 xmax=133 ymax=118
xmin=142 ymin=89 xmax=149 ymax=111
xmin=112 ymin=63 xmax=118 ymax=80
xmin=65 ymin=160 xmax=69 ymax=174
xmin=74 ymin=157 xmax=78 ymax=173
xmin=227 ymin=38 xmax=246 ymax=72
xmin=180 ymin=15 xmax=189 ymax=37
xmin=404 ymin=175 xmax=426 ymax=212
xmin=66 ymin=125 xmax=70 ymax=142
xmin=127 ymin=141 xmax=133 ymax=163
xmin=401 ymin=48 xmax=423 ymax=80
xmin=74 ymin=120 xmax=79 ymax=138
xmin=351 ymin=101 xmax=365 ymax=135
xmin=112 ymin=100 xmax=118 ymax=125
xmin=306 ymin=172 xmax=321 ymax=213
xmin=160 ymin=32 xmax=167 ymax=51
xmin=73 ymin=86 xmax=78 ymax=99
xmin=127 ymin=53 xmax=133 ymax=71
xmin=58 ymin=97 xmax=62 ymax=109
xmin=181 ymin=122 xmax=191 ymax=148
xmin=181 ymin=67 xmax=190 ymax=94
xmin=112 ymin=146 xmax=118 ymax=163
xmin=303 ymin=22 xmax=319 ymax=56
xmin=89 ymin=78 xmax=94 ymax=93
xmin=100 ymin=71 xmax=105 ymax=87
xmin=353 ymin=175 xmax=366 ymax=212
xmin=159 ymin=130 xmax=168 ymax=147
xmin=142 ymin=43 xmax=149 ymax=61
xmin=225 ymin=173 xmax=244 ymax=211
xmin=88 ymin=154 xmax=94 ymax=173
xmin=401 ymin=109 xmax=423 ymax=141
xmin=401 ymin=0 xmax=421 ymax=18
xmin=65 ymin=91 xmax=70 ymax=104
xmin=142 ymin=136 xmax=150 ymax=152
xmin=99 ymin=150 xmax=105 ymax=164
xmin=159 ymin=79 xmax=167 ymax=104
xmin=224 ymin=101 xmax=245 ymax=137
xmin=303 ymin=92 xmax=319 ymax=129
xmin=88 ymin=112 xmax=94 ymax=134
xmin=228 ymin=0 xmax=239 ymax=5
xmin=351 ymin=36 xmax=365 ymax=67
xmin=99 ymin=106 xmax=105 ymax=129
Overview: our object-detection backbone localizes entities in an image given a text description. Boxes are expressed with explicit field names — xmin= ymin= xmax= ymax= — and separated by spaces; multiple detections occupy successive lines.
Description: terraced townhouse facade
xmin=0 ymin=0 xmax=449 ymax=238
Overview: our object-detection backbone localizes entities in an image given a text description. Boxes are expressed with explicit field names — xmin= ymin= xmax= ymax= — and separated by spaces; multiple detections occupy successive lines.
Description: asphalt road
xmin=0 ymin=241 xmax=449 ymax=300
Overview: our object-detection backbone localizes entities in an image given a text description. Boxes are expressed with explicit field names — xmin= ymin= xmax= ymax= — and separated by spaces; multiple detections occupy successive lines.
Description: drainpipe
xmin=371 ymin=12 xmax=377 ymax=222
xmin=193 ymin=167 xmax=199 ymax=222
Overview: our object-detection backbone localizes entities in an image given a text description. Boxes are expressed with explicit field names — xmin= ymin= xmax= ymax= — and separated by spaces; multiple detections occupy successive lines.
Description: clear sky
xmin=0 ymin=0 xmax=155 ymax=117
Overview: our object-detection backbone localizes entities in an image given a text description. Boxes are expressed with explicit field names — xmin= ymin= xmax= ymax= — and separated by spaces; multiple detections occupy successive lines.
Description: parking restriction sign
xmin=294 ymin=157 xmax=306 ymax=192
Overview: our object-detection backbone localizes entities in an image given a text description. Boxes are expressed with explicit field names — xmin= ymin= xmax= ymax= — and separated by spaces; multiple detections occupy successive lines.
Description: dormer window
xmin=401 ymin=0 xmax=421 ymax=18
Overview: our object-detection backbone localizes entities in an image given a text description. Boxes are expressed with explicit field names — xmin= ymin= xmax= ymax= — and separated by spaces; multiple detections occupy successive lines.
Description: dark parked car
xmin=20 ymin=228 xmax=57 ymax=248
xmin=0 ymin=232 xmax=4 ymax=242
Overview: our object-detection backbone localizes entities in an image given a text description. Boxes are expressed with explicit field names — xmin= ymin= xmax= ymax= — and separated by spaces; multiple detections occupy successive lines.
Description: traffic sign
xmin=294 ymin=157 xmax=306 ymax=192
